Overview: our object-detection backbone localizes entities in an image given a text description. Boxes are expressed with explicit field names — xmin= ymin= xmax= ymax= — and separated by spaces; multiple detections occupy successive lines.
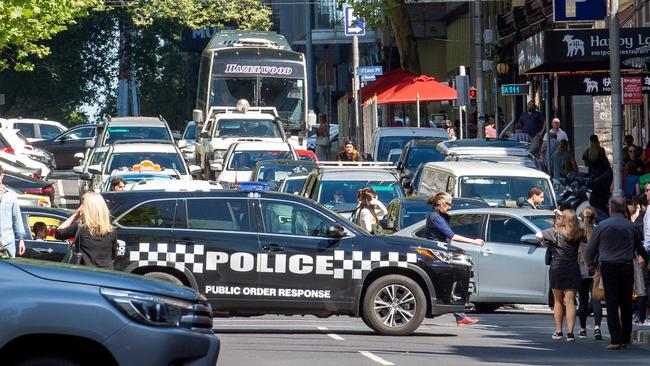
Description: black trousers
xmin=578 ymin=278 xmax=603 ymax=329
xmin=601 ymin=262 xmax=634 ymax=345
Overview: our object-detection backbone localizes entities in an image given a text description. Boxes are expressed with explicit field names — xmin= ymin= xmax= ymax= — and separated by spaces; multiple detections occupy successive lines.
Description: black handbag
xmin=62 ymin=226 xmax=82 ymax=265
xmin=545 ymin=247 xmax=553 ymax=265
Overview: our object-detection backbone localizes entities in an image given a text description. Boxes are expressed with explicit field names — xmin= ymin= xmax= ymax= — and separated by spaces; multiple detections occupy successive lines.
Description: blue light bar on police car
xmin=238 ymin=182 xmax=270 ymax=192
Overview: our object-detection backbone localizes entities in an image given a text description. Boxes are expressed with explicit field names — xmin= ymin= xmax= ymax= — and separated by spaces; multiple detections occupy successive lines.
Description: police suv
xmin=104 ymin=184 xmax=472 ymax=336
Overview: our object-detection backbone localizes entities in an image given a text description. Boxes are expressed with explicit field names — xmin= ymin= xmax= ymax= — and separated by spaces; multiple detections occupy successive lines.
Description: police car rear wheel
xmin=362 ymin=275 xmax=425 ymax=336
xmin=144 ymin=271 xmax=183 ymax=286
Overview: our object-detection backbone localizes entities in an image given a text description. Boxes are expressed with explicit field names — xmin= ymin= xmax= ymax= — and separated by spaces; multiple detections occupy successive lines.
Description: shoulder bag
xmin=62 ymin=225 xmax=82 ymax=265
xmin=592 ymin=267 xmax=605 ymax=301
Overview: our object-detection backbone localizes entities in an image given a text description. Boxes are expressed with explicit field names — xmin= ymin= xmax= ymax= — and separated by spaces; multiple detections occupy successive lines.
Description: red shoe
xmin=456 ymin=316 xmax=479 ymax=326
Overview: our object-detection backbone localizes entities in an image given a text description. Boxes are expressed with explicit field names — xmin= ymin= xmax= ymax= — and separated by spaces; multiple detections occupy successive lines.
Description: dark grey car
xmin=33 ymin=124 xmax=97 ymax=169
xmin=0 ymin=258 xmax=219 ymax=365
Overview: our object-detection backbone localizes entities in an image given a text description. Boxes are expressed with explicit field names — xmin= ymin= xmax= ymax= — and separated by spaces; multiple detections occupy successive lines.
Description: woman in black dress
xmin=537 ymin=209 xmax=583 ymax=342
xmin=56 ymin=192 xmax=117 ymax=269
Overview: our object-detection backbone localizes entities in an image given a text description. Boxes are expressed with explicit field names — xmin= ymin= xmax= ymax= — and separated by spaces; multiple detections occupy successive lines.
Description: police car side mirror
xmin=189 ymin=165 xmax=202 ymax=175
xmin=85 ymin=139 xmax=95 ymax=149
xmin=327 ymin=224 xmax=347 ymax=239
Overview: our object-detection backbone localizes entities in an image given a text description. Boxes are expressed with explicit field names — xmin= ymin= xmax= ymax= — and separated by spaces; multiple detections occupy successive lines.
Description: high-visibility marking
xmin=317 ymin=326 xmax=344 ymax=341
xmin=359 ymin=351 xmax=394 ymax=366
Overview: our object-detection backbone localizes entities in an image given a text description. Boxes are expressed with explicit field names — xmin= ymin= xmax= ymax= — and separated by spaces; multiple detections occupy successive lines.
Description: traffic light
xmin=469 ymin=87 xmax=477 ymax=99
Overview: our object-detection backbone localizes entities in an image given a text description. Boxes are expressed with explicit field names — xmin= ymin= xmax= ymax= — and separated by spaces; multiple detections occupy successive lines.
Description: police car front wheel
xmin=362 ymin=275 xmax=426 ymax=336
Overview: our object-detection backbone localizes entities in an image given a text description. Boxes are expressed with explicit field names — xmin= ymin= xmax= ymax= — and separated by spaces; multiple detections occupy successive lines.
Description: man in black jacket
xmin=585 ymin=196 xmax=649 ymax=348
xmin=519 ymin=186 xmax=544 ymax=209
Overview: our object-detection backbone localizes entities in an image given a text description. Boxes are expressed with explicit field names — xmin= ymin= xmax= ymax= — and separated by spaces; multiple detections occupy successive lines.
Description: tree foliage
xmin=0 ymin=0 xmax=102 ymax=71
xmin=338 ymin=0 xmax=420 ymax=73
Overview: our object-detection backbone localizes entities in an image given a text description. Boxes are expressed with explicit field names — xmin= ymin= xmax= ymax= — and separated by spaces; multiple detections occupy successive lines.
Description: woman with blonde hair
xmin=56 ymin=192 xmax=117 ymax=269
xmin=582 ymin=134 xmax=611 ymax=179
xmin=577 ymin=206 xmax=603 ymax=340
xmin=537 ymin=209 xmax=584 ymax=341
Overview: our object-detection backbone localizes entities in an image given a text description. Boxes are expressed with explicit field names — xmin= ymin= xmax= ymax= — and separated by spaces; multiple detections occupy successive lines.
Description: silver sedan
xmin=394 ymin=207 xmax=555 ymax=311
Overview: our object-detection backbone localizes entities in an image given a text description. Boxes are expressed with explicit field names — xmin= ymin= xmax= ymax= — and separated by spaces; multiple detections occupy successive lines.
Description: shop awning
xmin=360 ymin=68 xmax=412 ymax=100
xmin=371 ymin=75 xmax=457 ymax=105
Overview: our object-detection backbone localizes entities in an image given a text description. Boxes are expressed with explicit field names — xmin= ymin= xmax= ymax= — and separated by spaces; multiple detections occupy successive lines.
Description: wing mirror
xmin=327 ymin=224 xmax=347 ymax=239
xmin=189 ymin=165 xmax=202 ymax=175
xmin=199 ymin=131 xmax=210 ymax=139
xmin=177 ymin=140 xmax=188 ymax=149
xmin=521 ymin=233 xmax=539 ymax=244
xmin=72 ymin=166 xmax=84 ymax=174
xmin=379 ymin=219 xmax=395 ymax=231
xmin=84 ymin=139 xmax=96 ymax=149
xmin=210 ymin=162 xmax=223 ymax=172
xmin=87 ymin=164 xmax=102 ymax=175
xmin=193 ymin=109 xmax=204 ymax=125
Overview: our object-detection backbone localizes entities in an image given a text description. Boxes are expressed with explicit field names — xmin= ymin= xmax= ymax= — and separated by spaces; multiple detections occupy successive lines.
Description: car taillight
xmin=0 ymin=147 xmax=14 ymax=154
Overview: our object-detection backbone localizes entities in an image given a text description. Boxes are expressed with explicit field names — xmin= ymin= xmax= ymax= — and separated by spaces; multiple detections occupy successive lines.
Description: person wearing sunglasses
xmin=424 ymin=192 xmax=484 ymax=326
xmin=623 ymin=135 xmax=644 ymax=176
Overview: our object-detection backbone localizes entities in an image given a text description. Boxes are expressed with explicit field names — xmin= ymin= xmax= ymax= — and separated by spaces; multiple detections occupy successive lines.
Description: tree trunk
xmin=386 ymin=0 xmax=420 ymax=74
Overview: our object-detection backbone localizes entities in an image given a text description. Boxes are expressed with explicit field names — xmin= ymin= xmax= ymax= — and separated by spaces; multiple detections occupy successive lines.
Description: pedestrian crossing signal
xmin=469 ymin=88 xmax=477 ymax=99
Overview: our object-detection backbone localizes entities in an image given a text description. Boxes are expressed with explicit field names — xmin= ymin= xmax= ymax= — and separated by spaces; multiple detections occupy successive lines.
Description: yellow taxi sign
xmin=132 ymin=160 xmax=161 ymax=171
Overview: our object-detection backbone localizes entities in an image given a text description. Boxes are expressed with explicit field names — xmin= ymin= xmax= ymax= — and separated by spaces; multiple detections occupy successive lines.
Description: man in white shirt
xmin=541 ymin=118 xmax=568 ymax=156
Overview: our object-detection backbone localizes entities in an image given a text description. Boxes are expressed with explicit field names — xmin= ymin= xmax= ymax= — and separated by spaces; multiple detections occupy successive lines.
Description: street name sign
xmin=344 ymin=6 xmax=366 ymax=36
xmin=357 ymin=66 xmax=383 ymax=76
xmin=553 ymin=0 xmax=607 ymax=22
xmin=360 ymin=75 xmax=376 ymax=82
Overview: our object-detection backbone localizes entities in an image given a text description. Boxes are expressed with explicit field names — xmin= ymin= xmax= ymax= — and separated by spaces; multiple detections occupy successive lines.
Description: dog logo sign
xmin=563 ymin=35 xmax=585 ymax=57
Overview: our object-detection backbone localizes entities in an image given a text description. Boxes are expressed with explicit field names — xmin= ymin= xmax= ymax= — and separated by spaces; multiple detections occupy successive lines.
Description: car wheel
xmin=15 ymin=356 xmax=82 ymax=366
xmin=144 ymin=271 xmax=184 ymax=286
xmin=473 ymin=303 xmax=502 ymax=313
xmin=362 ymin=274 xmax=426 ymax=336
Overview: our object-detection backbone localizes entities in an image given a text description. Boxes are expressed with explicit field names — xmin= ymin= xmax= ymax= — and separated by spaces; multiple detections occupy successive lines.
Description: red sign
xmin=623 ymin=77 xmax=643 ymax=105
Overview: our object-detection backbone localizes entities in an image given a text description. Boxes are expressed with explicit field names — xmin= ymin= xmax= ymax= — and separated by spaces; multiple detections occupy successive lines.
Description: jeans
xmin=315 ymin=145 xmax=329 ymax=161
xmin=601 ymin=262 xmax=634 ymax=345
xmin=578 ymin=278 xmax=603 ymax=329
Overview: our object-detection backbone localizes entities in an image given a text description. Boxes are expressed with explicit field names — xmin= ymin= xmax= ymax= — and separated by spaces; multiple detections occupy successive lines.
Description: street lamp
xmin=496 ymin=62 xmax=509 ymax=76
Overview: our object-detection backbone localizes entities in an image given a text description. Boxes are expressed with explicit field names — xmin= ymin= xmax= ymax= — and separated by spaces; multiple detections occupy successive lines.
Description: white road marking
xmin=317 ymin=326 xmax=344 ymax=341
xmin=56 ymin=179 xmax=66 ymax=207
xmin=359 ymin=351 xmax=394 ymax=366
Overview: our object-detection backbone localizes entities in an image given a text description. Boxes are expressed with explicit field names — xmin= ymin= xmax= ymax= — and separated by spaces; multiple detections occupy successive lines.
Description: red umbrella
xmin=374 ymin=75 xmax=457 ymax=104
xmin=360 ymin=68 xmax=413 ymax=101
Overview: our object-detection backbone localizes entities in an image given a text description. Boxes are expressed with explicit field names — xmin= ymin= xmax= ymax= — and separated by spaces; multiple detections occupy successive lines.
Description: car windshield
xmin=282 ymin=177 xmax=307 ymax=193
xmin=378 ymin=137 xmax=416 ymax=162
xmin=183 ymin=123 xmax=196 ymax=140
xmin=459 ymin=176 xmax=554 ymax=209
xmin=121 ymin=174 xmax=175 ymax=184
xmin=401 ymin=202 xmax=431 ymax=228
xmin=524 ymin=215 xmax=555 ymax=230
xmin=254 ymin=163 xmax=315 ymax=184
xmin=228 ymin=151 xmax=293 ymax=171
xmin=215 ymin=119 xmax=281 ymax=138
xmin=405 ymin=147 xmax=445 ymax=170
xmin=318 ymin=180 xmax=403 ymax=211
xmin=103 ymin=126 xmax=172 ymax=145
xmin=106 ymin=153 xmax=186 ymax=174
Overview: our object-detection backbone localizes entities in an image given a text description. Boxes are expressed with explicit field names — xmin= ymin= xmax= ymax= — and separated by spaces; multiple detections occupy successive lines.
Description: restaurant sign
xmin=557 ymin=74 xmax=650 ymax=102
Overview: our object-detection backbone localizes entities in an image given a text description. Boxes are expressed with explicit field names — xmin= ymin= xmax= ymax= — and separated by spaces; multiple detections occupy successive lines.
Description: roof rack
xmin=111 ymin=139 xmax=174 ymax=145
xmin=317 ymin=161 xmax=397 ymax=170
xmin=208 ymin=106 xmax=279 ymax=118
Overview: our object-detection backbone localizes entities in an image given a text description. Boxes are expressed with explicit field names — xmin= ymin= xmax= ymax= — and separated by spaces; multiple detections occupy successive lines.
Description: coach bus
xmin=196 ymin=31 xmax=310 ymax=148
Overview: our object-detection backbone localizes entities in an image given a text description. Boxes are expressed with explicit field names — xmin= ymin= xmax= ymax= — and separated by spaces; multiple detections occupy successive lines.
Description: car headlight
xmin=212 ymin=150 xmax=226 ymax=160
xmin=101 ymin=288 xmax=195 ymax=328
xmin=416 ymin=247 xmax=473 ymax=266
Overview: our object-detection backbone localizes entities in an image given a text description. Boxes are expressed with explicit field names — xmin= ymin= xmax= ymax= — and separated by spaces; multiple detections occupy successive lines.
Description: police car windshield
xmin=319 ymin=180 xmax=403 ymax=210
xmin=104 ymin=127 xmax=172 ymax=144
xmin=106 ymin=153 xmax=186 ymax=174
xmin=228 ymin=151 xmax=293 ymax=171
xmin=215 ymin=119 xmax=280 ymax=138
xmin=459 ymin=176 xmax=554 ymax=209
xmin=405 ymin=147 xmax=445 ymax=170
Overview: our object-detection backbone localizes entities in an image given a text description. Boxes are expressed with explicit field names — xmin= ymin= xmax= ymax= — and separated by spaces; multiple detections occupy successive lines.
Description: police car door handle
xmin=175 ymin=239 xmax=197 ymax=245
xmin=32 ymin=248 xmax=53 ymax=254
xmin=262 ymin=244 xmax=285 ymax=252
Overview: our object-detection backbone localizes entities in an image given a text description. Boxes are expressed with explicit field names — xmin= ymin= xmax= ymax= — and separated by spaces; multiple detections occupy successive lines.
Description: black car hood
xmin=8 ymin=259 xmax=199 ymax=301
xmin=380 ymin=235 xmax=465 ymax=254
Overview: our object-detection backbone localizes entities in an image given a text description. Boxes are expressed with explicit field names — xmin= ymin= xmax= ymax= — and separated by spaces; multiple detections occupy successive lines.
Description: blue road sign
xmin=357 ymin=66 xmax=383 ymax=76
xmin=344 ymin=6 xmax=366 ymax=36
xmin=360 ymin=75 xmax=376 ymax=82
xmin=553 ymin=0 xmax=606 ymax=22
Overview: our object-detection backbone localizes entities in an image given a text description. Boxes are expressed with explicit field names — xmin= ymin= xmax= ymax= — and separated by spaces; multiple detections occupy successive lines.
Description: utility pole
xmin=610 ymin=0 xmax=623 ymax=196
xmin=306 ymin=2 xmax=314 ymax=110
xmin=543 ymin=78 xmax=551 ymax=172
xmin=474 ymin=0 xmax=485 ymax=138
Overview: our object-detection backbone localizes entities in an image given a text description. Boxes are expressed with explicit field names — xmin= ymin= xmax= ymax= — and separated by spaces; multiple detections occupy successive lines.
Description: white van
xmin=417 ymin=161 xmax=556 ymax=209
xmin=369 ymin=127 xmax=448 ymax=162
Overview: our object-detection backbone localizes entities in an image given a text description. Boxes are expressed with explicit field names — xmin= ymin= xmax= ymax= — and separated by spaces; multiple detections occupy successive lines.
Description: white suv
xmin=1 ymin=118 xmax=67 ymax=142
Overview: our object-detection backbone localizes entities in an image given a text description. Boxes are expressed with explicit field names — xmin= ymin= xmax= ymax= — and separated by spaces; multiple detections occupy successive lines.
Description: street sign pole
xmin=474 ymin=0 xmax=485 ymax=139
xmin=543 ymin=78 xmax=551 ymax=174
xmin=353 ymin=32 xmax=360 ymax=151
xmin=610 ymin=0 xmax=623 ymax=196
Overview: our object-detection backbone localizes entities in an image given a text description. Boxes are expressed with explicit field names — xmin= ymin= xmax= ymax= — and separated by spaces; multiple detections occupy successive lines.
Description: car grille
xmin=181 ymin=300 xmax=213 ymax=333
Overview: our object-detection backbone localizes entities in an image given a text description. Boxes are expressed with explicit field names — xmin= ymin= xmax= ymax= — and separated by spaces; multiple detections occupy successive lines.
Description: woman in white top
xmin=357 ymin=190 xmax=380 ymax=233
